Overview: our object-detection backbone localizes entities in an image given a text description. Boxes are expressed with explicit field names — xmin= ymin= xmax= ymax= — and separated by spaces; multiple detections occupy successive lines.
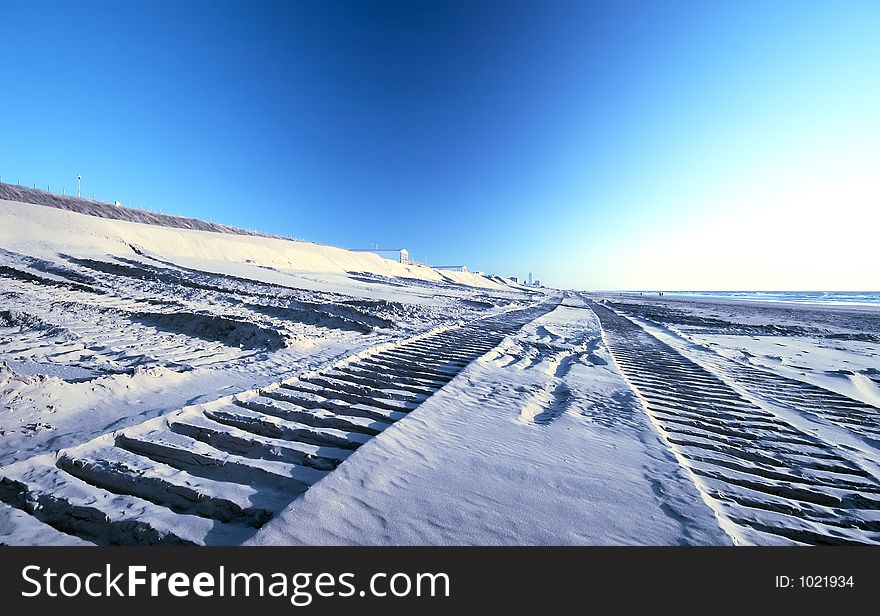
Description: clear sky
xmin=1 ymin=0 xmax=877 ymax=290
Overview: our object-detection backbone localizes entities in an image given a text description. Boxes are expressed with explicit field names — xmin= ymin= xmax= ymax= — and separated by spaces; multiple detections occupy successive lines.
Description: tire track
xmin=608 ymin=303 xmax=880 ymax=442
xmin=703 ymin=358 xmax=880 ymax=441
xmin=589 ymin=300 xmax=880 ymax=546
xmin=0 ymin=300 xmax=556 ymax=545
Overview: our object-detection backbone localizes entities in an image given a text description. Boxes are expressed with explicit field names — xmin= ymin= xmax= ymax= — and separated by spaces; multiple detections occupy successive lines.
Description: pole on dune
xmin=77 ymin=174 xmax=81 ymax=198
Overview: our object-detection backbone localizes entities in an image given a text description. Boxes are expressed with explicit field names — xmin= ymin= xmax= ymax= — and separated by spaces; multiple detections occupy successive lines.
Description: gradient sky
xmin=1 ymin=0 xmax=877 ymax=290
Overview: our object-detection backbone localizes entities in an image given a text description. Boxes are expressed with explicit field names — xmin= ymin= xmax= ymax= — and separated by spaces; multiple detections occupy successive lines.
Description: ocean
xmin=644 ymin=291 xmax=880 ymax=306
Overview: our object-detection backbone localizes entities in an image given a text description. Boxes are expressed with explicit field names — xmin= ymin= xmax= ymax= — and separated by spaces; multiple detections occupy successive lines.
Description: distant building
xmin=399 ymin=248 xmax=409 ymax=265
xmin=510 ymin=277 xmax=518 ymax=283
xmin=534 ymin=280 xmax=541 ymax=287
xmin=528 ymin=272 xmax=533 ymax=285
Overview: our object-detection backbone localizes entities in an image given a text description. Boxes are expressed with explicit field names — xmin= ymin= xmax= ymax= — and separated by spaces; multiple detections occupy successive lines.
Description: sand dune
xmin=1 ymin=195 xmax=878 ymax=546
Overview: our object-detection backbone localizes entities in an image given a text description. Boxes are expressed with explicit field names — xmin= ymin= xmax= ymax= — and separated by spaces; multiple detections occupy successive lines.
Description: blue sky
xmin=1 ymin=0 xmax=877 ymax=290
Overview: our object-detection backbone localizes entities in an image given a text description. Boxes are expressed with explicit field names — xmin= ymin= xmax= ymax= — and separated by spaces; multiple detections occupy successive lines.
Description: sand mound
xmin=128 ymin=312 xmax=287 ymax=351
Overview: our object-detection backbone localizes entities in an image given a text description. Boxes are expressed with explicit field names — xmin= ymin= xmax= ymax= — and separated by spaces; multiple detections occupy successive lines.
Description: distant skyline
xmin=1 ymin=0 xmax=877 ymax=290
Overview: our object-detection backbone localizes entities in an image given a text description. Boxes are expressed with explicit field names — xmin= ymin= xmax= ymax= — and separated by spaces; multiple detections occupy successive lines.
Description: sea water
xmin=643 ymin=291 xmax=880 ymax=307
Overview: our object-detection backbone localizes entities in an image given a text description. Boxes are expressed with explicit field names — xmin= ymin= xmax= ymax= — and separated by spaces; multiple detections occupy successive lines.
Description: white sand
xmin=1 ymin=197 xmax=878 ymax=546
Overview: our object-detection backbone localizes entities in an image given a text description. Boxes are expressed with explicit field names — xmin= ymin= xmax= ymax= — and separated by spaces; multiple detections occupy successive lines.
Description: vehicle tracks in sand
xmin=0 ymin=301 xmax=557 ymax=545
xmin=607 ymin=303 xmax=880 ymax=444
xmin=694 ymin=353 xmax=880 ymax=442
xmin=589 ymin=300 xmax=880 ymax=546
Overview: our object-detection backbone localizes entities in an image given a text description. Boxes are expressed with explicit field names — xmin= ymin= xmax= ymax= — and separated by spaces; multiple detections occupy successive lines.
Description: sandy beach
xmin=1 ymin=196 xmax=878 ymax=546
xmin=4 ymin=3 xmax=880 ymax=608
